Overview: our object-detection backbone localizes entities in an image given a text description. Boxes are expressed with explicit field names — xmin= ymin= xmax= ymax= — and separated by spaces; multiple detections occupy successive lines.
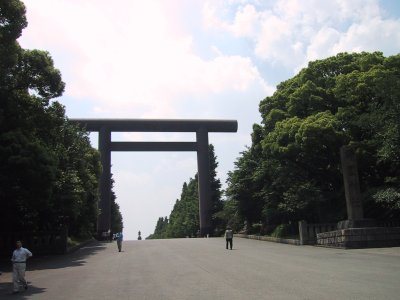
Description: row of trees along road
xmin=148 ymin=145 xmax=222 ymax=238
xmin=149 ymin=52 xmax=400 ymax=238
xmin=0 ymin=0 xmax=123 ymax=238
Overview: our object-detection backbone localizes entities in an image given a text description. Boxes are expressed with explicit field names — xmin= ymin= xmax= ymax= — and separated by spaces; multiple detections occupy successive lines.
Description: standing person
xmin=116 ymin=232 xmax=123 ymax=252
xmin=225 ymin=226 xmax=233 ymax=250
xmin=11 ymin=240 xmax=32 ymax=294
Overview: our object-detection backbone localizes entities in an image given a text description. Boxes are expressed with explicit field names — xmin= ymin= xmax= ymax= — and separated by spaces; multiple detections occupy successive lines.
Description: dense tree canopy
xmin=0 ymin=0 xmax=123 ymax=237
xmin=226 ymin=52 xmax=400 ymax=231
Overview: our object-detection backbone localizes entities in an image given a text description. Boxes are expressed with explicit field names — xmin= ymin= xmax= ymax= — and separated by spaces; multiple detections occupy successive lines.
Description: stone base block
xmin=317 ymin=227 xmax=400 ymax=249
xmin=337 ymin=219 xmax=376 ymax=229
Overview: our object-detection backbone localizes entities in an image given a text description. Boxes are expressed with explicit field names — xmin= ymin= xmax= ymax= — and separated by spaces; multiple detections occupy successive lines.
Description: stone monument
xmin=317 ymin=145 xmax=400 ymax=248
xmin=337 ymin=145 xmax=375 ymax=229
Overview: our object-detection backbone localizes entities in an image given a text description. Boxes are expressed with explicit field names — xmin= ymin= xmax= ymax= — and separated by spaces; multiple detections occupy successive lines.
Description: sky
xmin=18 ymin=0 xmax=400 ymax=240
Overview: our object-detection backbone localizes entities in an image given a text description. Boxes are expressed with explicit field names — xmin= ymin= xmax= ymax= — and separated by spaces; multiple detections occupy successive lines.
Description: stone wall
xmin=317 ymin=227 xmax=400 ymax=249
xmin=234 ymin=234 xmax=300 ymax=246
xmin=298 ymin=221 xmax=337 ymax=245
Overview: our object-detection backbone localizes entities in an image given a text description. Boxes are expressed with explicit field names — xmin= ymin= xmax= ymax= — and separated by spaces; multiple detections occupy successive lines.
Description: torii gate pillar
xmin=196 ymin=127 xmax=212 ymax=236
xmin=98 ymin=126 xmax=112 ymax=236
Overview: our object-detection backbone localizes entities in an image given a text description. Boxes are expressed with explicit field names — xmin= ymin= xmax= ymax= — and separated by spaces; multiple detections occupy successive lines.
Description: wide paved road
xmin=0 ymin=238 xmax=399 ymax=299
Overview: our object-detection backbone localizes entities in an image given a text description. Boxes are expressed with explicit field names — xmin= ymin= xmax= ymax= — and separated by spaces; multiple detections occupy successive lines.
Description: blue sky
xmin=19 ymin=0 xmax=400 ymax=239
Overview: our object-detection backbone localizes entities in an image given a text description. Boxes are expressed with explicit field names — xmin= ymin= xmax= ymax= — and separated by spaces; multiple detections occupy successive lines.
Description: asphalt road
xmin=0 ymin=238 xmax=399 ymax=299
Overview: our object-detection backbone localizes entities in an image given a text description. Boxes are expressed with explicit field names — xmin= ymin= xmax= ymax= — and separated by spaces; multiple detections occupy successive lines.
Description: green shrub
xmin=270 ymin=223 xmax=298 ymax=238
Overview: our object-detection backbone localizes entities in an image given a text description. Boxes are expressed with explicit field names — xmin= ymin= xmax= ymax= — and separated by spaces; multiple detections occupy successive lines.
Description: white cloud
xmin=20 ymin=0 xmax=270 ymax=118
xmin=255 ymin=12 xmax=305 ymax=66
xmin=203 ymin=0 xmax=400 ymax=73
xmin=333 ymin=17 xmax=400 ymax=55
xmin=306 ymin=27 xmax=341 ymax=62
xmin=230 ymin=4 xmax=260 ymax=37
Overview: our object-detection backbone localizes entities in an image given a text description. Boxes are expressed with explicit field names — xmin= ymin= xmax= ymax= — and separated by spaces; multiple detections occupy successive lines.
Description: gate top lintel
xmin=70 ymin=118 xmax=238 ymax=133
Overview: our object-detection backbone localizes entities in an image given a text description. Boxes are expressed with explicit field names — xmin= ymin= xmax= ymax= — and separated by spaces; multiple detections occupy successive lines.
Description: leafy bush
xmin=270 ymin=223 xmax=298 ymax=238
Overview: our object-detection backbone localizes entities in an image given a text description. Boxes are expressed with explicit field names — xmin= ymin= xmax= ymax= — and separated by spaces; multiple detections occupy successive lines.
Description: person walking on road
xmin=225 ymin=226 xmax=233 ymax=250
xmin=11 ymin=240 xmax=32 ymax=294
xmin=116 ymin=232 xmax=123 ymax=252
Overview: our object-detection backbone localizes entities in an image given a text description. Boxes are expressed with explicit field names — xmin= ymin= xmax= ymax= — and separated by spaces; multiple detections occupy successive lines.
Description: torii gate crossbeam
xmin=70 ymin=119 xmax=238 ymax=238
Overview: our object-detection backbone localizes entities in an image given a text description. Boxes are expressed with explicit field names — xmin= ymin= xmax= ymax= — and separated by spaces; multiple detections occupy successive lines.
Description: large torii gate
xmin=71 ymin=119 xmax=238 ymax=238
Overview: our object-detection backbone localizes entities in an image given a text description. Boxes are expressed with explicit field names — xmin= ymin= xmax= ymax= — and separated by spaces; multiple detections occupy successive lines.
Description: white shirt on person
xmin=11 ymin=247 xmax=33 ymax=262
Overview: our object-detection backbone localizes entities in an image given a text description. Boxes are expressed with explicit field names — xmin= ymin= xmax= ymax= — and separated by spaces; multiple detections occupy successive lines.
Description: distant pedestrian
xmin=11 ymin=240 xmax=32 ymax=294
xmin=116 ymin=232 xmax=123 ymax=252
xmin=225 ymin=226 xmax=233 ymax=250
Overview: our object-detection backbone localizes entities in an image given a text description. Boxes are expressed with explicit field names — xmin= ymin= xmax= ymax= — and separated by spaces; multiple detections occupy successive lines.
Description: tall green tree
xmin=147 ymin=216 xmax=168 ymax=239
xmin=208 ymin=144 xmax=223 ymax=233
xmin=225 ymin=125 xmax=266 ymax=227
xmin=167 ymin=178 xmax=200 ymax=237
xmin=110 ymin=176 xmax=123 ymax=234
xmin=1 ymin=0 xmax=64 ymax=232
xmin=0 ymin=0 xmax=105 ymax=238
xmin=227 ymin=52 xmax=400 ymax=230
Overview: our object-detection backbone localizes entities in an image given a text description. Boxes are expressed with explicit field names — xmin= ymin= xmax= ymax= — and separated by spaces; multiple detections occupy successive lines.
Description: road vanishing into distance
xmin=1 ymin=238 xmax=399 ymax=299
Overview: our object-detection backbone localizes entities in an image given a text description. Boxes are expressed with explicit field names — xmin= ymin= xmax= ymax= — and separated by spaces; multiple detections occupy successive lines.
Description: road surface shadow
xmin=0 ymin=241 xmax=107 ymax=297
xmin=0 ymin=241 xmax=108 ymax=272
xmin=29 ymin=241 xmax=107 ymax=271
xmin=0 ymin=282 xmax=46 ymax=299
xmin=0 ymin=241 xmax=107 ymax=273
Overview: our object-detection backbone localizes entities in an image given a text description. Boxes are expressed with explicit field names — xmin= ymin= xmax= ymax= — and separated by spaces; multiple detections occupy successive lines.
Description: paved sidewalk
xmin=0 ymin=238 xmax=399 ymax=299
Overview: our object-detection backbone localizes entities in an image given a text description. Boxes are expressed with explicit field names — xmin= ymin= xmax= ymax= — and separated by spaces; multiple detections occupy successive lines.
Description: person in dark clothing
xmin=224 ymin=226 xmax=233 ymax=250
